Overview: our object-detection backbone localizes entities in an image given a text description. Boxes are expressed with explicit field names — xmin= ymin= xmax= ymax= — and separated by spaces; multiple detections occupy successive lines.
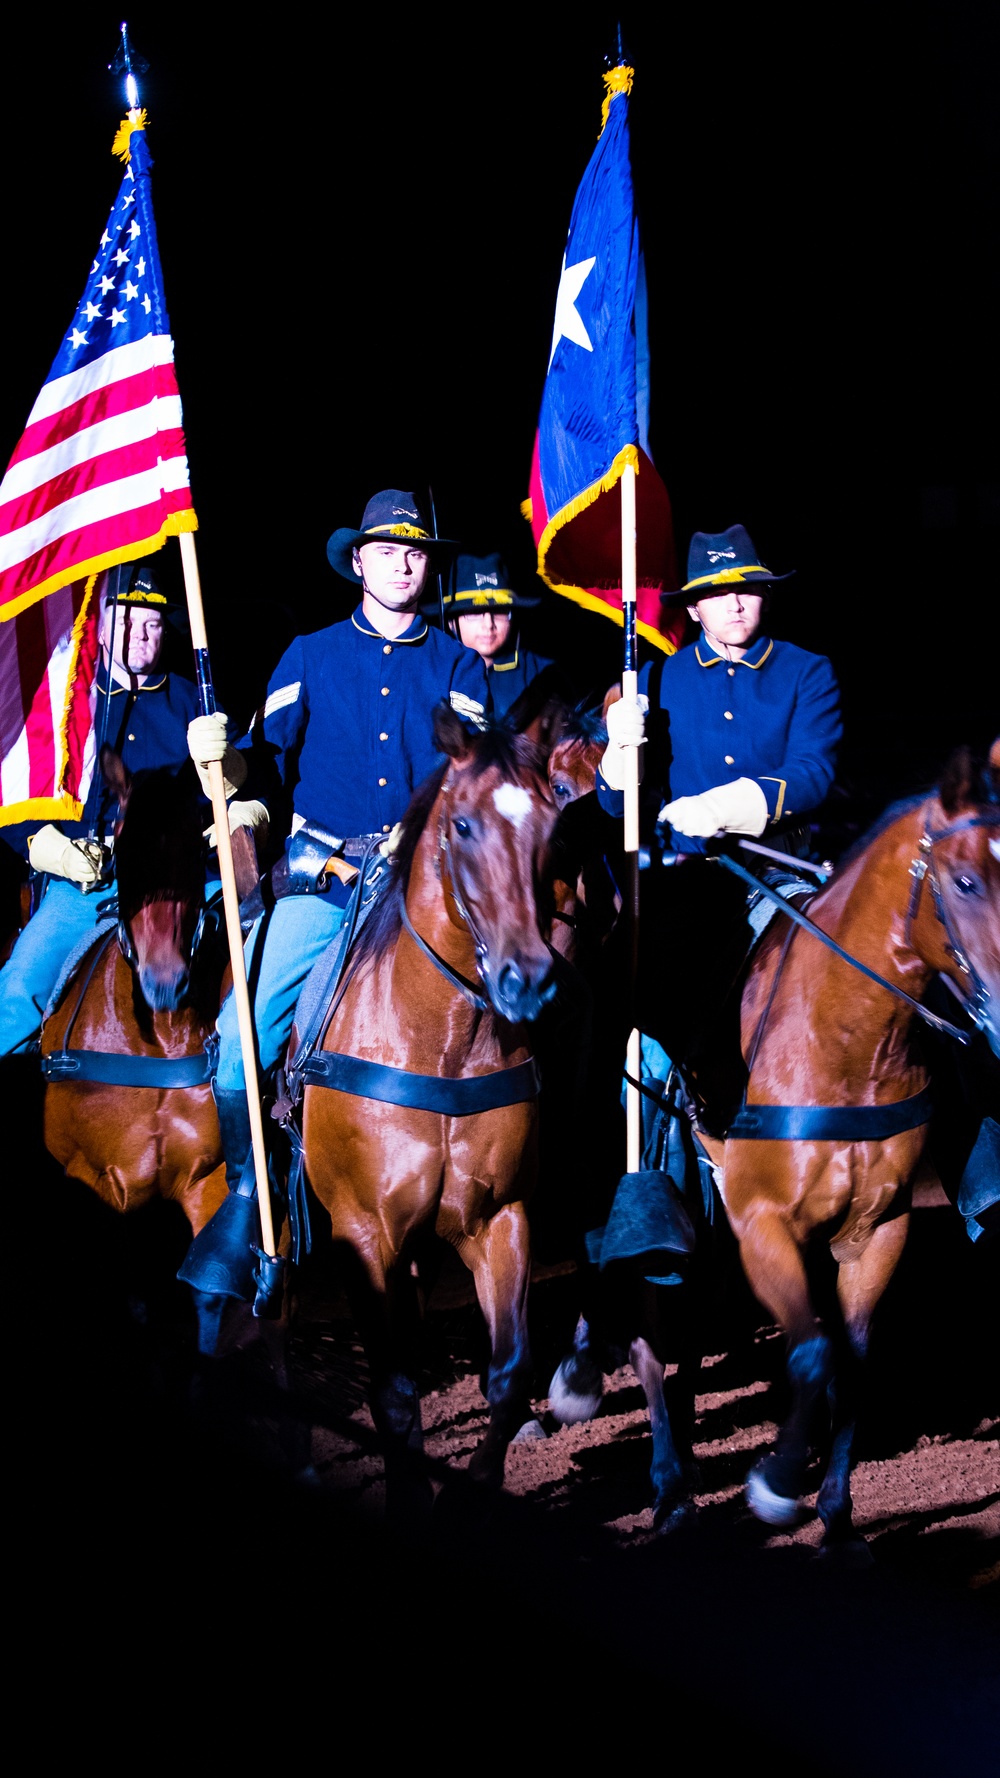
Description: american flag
xmin=0 ymin=113 xmax=195 ymax=827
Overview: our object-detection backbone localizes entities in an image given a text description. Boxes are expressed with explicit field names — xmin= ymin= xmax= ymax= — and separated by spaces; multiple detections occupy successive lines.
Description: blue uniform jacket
xmin=484 ymin=645 xmax=562 ymax=720
xmin=3 ymin=667 xmax=202 ymax=861
xmin=599 ymin=632 xmax=842 ymax=853
xmin=241 ymin=607 xmax=490 ymax=845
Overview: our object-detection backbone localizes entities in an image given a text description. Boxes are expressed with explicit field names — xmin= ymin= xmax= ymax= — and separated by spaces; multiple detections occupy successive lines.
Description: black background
xmin=2 ymin=5 xmax=997 ymax=802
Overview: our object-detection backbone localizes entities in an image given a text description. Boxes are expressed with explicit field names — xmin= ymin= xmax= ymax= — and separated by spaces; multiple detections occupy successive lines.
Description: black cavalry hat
xmin=326 ymin=489 xmax=457 ymax=584
xmin=662 ymin=524 xmax=796 ymax=599
xmin=424 ymin=550 xmax=541 ymax=616
xmin=107 ymin=560 xmax=187 ymax=629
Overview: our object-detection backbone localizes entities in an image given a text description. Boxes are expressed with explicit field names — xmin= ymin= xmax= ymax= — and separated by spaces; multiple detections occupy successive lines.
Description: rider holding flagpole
xmin=599 ymin=523 xmax=842 ymax=1117
xmin=182 ymin=490 xmax=491 ymax=1299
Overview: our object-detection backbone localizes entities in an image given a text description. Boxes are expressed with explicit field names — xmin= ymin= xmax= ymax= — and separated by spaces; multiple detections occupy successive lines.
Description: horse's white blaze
xmin=493 ymin=783 xmax=532 ymax=828
xmin=990 ymin=837 xmax=1000 ymax=863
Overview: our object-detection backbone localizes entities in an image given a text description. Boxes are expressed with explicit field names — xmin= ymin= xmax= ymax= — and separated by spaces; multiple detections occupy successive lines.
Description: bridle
xmin=397 ymin=785 xmax=494 ymax=1013
xmin=718 ymin=803 xmax=1000 ymax=1052
xmin=113 ymin=890 xmax=217 ymax=980
xmin=904 ymin=810 xmax=1000 ymax=1042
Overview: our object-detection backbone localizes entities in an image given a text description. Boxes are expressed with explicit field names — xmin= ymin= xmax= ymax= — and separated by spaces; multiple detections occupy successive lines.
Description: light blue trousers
xmin=0 ymin=878 xmax=113 ymax=1054
xmin=215 ymin=893 xmax=348 ymax=1093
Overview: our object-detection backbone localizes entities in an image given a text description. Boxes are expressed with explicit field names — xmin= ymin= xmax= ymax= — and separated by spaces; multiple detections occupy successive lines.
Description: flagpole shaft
xmin=178 ymin=531 xmax=276 ymax=1259
xmin=621 ymin=462 xmax=641 ymax=1174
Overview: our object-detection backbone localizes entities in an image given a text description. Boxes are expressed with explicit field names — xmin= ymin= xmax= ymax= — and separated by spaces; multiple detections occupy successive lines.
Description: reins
xmin=400 ymin=898 xmax=490 ymax=1012
xmin=716 ymin=845 xmax=974 ymax=1046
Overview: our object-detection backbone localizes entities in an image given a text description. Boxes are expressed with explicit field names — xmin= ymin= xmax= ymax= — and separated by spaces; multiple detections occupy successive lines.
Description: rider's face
xmin=102 ymin=604 xmax=164 ymax=675
xmin=457 ymin=610 xmax=513 ymax=661
xmin=689 ymin=589 xmax=765 ymax=651
xmin=353 ymin=541 xmax=430 ymax=611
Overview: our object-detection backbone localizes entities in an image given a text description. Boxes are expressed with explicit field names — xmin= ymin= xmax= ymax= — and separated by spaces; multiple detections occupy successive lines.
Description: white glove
xmin=204 ymin=799 xmax=269 ymax=850
xmin=659 ymin=777 xmax=768 ymax=839
xmin=28 ymin=824 xmax=109 ymax=887
xmin=600 ymin=694 xmax=648 ymax=792
xmin=187 ymin=712 xmax=247 ymax=799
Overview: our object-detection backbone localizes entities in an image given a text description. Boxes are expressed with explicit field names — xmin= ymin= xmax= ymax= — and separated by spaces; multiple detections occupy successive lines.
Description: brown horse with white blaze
xmin=298 ymin=706 xmax=559 ymax=1497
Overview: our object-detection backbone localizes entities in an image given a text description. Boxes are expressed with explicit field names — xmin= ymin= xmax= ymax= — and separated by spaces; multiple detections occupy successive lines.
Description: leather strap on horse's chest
xmin=40 ymin=1048 xmax=212 ymax=1088
xmin=727 ymin=1083 xmax=933 ymax=1141
xmin=301 ymin=1051 xmax=540 ymax=1115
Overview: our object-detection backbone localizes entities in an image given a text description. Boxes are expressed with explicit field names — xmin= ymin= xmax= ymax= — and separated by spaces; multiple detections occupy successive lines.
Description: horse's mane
xmin=349 ymin=722 xmax=547 ymax=975
xmin=833 ymin=792 xmax=928 ymax=874
xmin=832 ymin=744 xmax=999 ymax=877
xmin=553 ymin=701 xmax=608 ymax=747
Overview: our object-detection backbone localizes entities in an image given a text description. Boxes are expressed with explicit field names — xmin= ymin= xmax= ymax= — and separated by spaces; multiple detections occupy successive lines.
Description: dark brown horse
xmin=297 ymin=706 xmax=559 ymax=1499
xmin=41 ymin=752 xmax=231 ymax=1348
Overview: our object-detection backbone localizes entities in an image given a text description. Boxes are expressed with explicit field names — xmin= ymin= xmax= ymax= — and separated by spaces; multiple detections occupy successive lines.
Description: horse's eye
xmin=453 ymin=817 xmax=471 ymax=839
xmin=552 ymin=781 xmax=572 ymax=801
xmin=954 ymin=873 xmax=981 ymax=896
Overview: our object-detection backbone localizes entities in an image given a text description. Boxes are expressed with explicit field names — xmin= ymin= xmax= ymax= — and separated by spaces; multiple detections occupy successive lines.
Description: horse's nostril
xmin=139 ymin=966 xmax=189 ymax=1011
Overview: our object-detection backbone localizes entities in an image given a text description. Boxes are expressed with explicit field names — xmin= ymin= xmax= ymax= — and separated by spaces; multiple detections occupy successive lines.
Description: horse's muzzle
xmin=489 ymin=955 xmax=557 ymax=1024
xmin=138 ymin=964 xmax=190 ymax=1011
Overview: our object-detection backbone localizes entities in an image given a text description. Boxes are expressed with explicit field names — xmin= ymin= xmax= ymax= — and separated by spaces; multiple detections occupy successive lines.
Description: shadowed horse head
xmin=103 ymin=748 xmax=208 ymax=1013
xmin=300 ymin=705 xmax=561 ymax=1509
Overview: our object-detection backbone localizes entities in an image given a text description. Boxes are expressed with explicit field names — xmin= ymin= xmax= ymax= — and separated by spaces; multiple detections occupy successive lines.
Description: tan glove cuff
xmin=598 ymin=743 xmax=645 ymax=793
xmin=204 ymin=799 xmax=269 ymax=850
xmin=194 ymin=745 xmax=247 ymax=801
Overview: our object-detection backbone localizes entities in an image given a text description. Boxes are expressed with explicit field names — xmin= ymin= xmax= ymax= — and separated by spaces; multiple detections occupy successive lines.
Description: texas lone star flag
xmin=524 ymin=67 xmax=682 ymax=654
xmin=0 ymin=111 xmax=196 ymax=827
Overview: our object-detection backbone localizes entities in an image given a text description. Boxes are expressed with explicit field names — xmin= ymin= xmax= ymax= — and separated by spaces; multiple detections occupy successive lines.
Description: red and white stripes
xmin=0 ymin=333 xmax=193 ymax=618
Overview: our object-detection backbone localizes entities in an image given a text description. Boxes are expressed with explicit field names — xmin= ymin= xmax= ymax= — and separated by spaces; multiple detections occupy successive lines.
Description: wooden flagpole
xmin=178 ymin=531 xmax=276 ymax=1258
xmin=620 ymin=461 xmax=641 ymax=1174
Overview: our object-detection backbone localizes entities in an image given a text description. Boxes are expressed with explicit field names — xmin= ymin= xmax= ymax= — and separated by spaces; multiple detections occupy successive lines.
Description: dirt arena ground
xmin=13 ymin=1141 xmax=999 ymax=1773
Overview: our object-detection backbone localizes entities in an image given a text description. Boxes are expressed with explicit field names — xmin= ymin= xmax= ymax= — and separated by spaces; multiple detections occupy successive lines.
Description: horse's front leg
xmin=334 ymin=1226 xmax=431 ymax=1516
xmin=817 ymin=1209 xmax=910 ymax=1556
xmin=457 ymin=1202 xmax=533 ymax=1487
xmin=630 ymin=1317 xmax=698 ymax=1533
xmin=731 ymin=1186 xmax=834 ymax=1525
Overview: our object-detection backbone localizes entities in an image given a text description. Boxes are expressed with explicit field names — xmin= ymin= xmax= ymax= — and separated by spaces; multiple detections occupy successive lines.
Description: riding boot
xmin=176 ymin=1089 xmax=262 ymax=1303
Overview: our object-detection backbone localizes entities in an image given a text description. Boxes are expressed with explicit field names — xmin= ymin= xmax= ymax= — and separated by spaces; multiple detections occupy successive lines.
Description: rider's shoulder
xmin=766 ymin=636 xmax=838 ymax=680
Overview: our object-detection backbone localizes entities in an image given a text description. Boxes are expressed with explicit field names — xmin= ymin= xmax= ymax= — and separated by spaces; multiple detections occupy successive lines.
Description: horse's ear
xmin=938 ymin=744 xmax=983 ymax=816
xmin=519 ymin=696 xmax=568 ymax=754
xmin=433 ymin=700 xmax=475 ymax=764
xmin=603 ymin=683 xmax=622 ymax=719
xmin=101 ymin=746 xmax=131 ymax=807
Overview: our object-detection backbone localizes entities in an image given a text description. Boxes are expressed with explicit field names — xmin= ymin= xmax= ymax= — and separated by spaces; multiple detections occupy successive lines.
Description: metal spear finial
xmin=109 ymin=20 xmax=149 ymax=115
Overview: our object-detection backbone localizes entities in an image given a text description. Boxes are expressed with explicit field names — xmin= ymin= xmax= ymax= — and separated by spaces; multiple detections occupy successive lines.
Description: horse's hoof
xmin=513 ymin=1417 xmax=548 ymax=1442
xmin=746 ymin=1462 xmax=803 ymax=1527
xmin=548 ymin=1356 xmax=603 ymax=1426
xmin=816 ymin=1534 xmax=875 ymax=1570
xmin=653 ymin=1497 xmax=696 ymax=1536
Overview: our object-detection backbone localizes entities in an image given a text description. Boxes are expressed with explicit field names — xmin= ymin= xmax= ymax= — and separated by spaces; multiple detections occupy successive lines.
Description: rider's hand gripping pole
xmin=179 ymin=533 xmax=277 ymax=1267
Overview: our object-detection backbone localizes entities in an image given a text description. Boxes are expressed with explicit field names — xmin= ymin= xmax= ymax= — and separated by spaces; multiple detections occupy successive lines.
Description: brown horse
xmin=546 ymin=736 xmax=1000 ymax=1546
xmin=297 ymin=705 xmax=558 ymax=1499
xmin=715 ymin=743 xmax=1000 ymax=1547
xmin=41 ymin=752 xmax=230 ymax=1349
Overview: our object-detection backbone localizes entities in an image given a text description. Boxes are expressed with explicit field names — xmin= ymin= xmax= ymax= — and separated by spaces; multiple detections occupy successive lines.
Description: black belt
xmin=727 ymin=1084 xmax=933 ymax=1141
xmin=41 ymin=1048 xmax=213 ymax=1088
xmin=301 ymin=1051 xmax=540 ymax=1116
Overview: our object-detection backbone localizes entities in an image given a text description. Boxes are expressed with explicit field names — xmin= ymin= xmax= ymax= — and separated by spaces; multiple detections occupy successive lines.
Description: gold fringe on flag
xmin=112 ymin=108 xmax=149 ymax=162
xmin=600 ymin=66 xmax=634 ymax=135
